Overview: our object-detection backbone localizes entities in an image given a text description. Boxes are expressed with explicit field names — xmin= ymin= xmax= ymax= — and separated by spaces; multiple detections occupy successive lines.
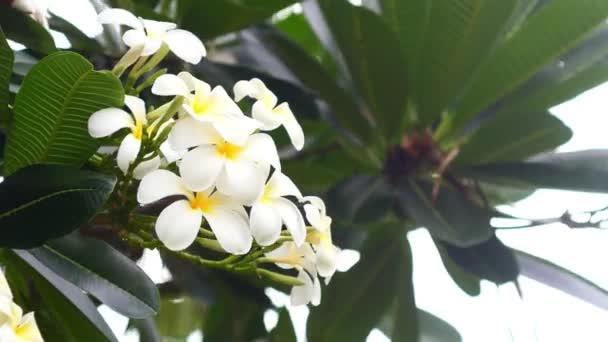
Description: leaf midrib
xmin=0 ymin=188 xmax=95 ymax=220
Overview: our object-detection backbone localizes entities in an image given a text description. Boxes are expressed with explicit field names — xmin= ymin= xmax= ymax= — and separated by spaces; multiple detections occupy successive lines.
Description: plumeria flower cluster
xmin=0 ymin=268 xmax=43 ymax=342
xmin=88 ymin=8 xmax=344 ymax=306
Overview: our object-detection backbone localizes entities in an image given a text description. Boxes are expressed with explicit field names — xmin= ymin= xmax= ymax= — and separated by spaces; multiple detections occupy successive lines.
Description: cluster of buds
xmin=0 ymin=269 xmax=43 ymax=341
xmin=88 ymin=8 xmax=343 ymax=306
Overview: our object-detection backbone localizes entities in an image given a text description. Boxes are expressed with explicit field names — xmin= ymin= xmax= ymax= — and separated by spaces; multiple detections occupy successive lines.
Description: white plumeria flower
xmin=0 ymin=269 xmax=43 ymax=342
xmin=250 ymin=171 xmax=305 ymax=246
xmin=98 ymin=8 xmax=206 ymax=64
xmin=265 ymin=242 xmax=321 ymax=306
xmin=170 ymin=121 xmax=280 ymax=205
xmin=88 ymin=95 xmax=160 ymax=179
xmin=302 ymin=196 xmax=340 ymax=279
xmin=137 ymin=169 xmax=253 ymax=254
xmin=153 ymin=72 xmax=259 ymax=145
xmin=234 ymin=78 xmax=305 ymax=150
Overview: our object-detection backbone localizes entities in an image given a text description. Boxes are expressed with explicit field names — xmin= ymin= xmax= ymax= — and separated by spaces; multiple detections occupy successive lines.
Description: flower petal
xmin=0 ymin=271 xmax=11 ymax=299
xmin=141 ymin=37 xmax=163 ymax=56
xmin=291 ymin=270 xmax=314 ymax=306
xmin=124 ymin=95 xmax=147 ymax=125
xmin=216 ymin=159 xmax=268 ymax=205
xmin=178 ymin=72 xmax=209 ymax=93
xmin=250 ymin=203 xmax=282 ymax=246
xmin=252 ymin=101 xmax=282 ymax=130
xmin=155 ymin=200 xmax=202 ymax=251
xmin=212 ymin=113 xmax=260 ymax=146
xmin=16 ymin=312 xmax=44 ymax=342
xmin=116 ymin=133 xmax=141 ymax=174
xmin=275 ymin=103 xmax=304 ymax=150
xmin=169 ymin=117 xmax=221 ymax=150
xmin=179 ymin=146 xmax=224 ymax=192
xmin=241 ymin=133 xmax=281 ymax=171
xmin=274 ymin=198 xmax=306 ymax=246
xmin=266 ymin=171 xmax=302 ymax=198
xmin=164 ymin=29 xmax=206 ymax=64
xmin=233 ymin=80 xmax=257 ymax=102
xmin=152 ymin=74 xmax=190 ymax=97
xmin=137 ymin=169 xmax=190 ymax=204
xmin=122 ymin=29 xmax=146 ymax=49
xmin=98 ymin=8 xmax=142 ymax=29
xmin=133 ymin=155 xmax=160 ymax=179
xmin=142 ymin=19 xmax=176 ymax=33
xmin=311 ymin=273 xmax=321 ymax=306
xmin=160 ymin=140 xmax=185 ymax=163
xmin=316 ymin=244 xmax=339 ymax=278
xmin=204 ymin=207 xmax=252 ymax=255
xmin=88 ymin=108 xmax=133 ymax=138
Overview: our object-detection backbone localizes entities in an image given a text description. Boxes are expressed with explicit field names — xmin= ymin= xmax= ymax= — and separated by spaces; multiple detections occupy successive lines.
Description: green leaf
xmin=434 ymin=240 xmax=481 ymax=296
xmin=459 ymin=150 xmax=608 ymax=193
xmin=27 ymin=233 xmax=160 ymax=318
xmin=0 ymin=164 xmax=116 ymax=248
xmin=456 ymin=111 xmax=572 ymax=165
xmin=413 ymin=0 xmax=521 ymax=125
xmin=0 ymin=27 xmax=13 ymax=126
xmin=452 ymin=0 xmax=608 ymax=134
xmin=418 ymin=310 xmax=462 ymax=342
xmin=156 ymin=296 xmax=204 ymax=340
xmin=0 ymin=4 xmax=56 ymax=54
xmin=514 ymin=249 xmax=608 ymax=310
xmin=4 ymin=51 xmax=124 ymax=175
xmin=7 ymin=250 xmax=118 ymax=342
xmin=271 ymin=308 xmax=297 ymax=342
xmin=48 ymin=13 xmax=102 ymax=52
xmin=317 ymin=0 xmax=408 ymax=142
xmin=179 ymin=0 xmax=297 ymax=39
xmin=439 ymin=235 xmax=519 ymax=284
xmin=391 ymin=238 xmax=418 ymax=342
xmin=395 ymin=178 xmax=493 ymax=247
xmin=203 ymin=289 xmax=267 ymax=342
xmin=307 ymin=229 xmax=407 ymax=342
xmin=248 ymin=26 xmax=371 ymax=144
xmin=327 ymin=175 xmax=393 ymax=224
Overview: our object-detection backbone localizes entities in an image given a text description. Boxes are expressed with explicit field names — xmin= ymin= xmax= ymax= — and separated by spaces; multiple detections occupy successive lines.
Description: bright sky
xmin=12 ymin=1 xmax=608 ymax=341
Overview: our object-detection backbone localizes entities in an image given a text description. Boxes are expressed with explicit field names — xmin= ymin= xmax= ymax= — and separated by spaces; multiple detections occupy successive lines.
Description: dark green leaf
xmin=460 ymin=150 xmax=608 ymax=193
xmin=439 ymin=235 xmax=519 ymax=284
xmin=156 ymin=296 xmax=205 ymax=340
xmin=0 ymin=4 xmax=56 ymax=54
xmin=456 ymin=111 xmax=572 ymax=165
xmin=327 ymin=175 xmax=393 ymax=224
xmin=49 ymin=13 xmax=102 ymax=52
xmin=396 ymin=178 xmax=493 ymax=247
xmin=203 ymin=290 xmax=267 ymax=342
xmin=414 ymin=0 xmax=521 ymax=125
xmin=128 ymin=317 xmax=161 ymax=342
xmin=434 ymin=240 xmax=481 ymax=296
xmin=318 ymin=0 xmax=408 ymax=142
xmin=8 ymin=250 xmax=118 ymax=342
xmin=247 ymin=26 xmax=371 ymax=144
xmin=5 ymin=51 xmax=124 ymax=175
xmin=418 ymin=310 xmax=462 ymax=342
xmin=307 ymin=229 xmax=407 ymax=342
xmin=391 ymin=237 xmax=417 ymax=342
xmin=179 ymin=0 xmax=297 ymax=39
xmin=452 ymin=0 xmax=608 ymax=134
xmin=271 ymin=308 xmax=297 ymax=342
xmin=27 ymin=233 xmax=160 ymax=318
xmin=514 ymin=249 xmax=608 ymax=310
xmin=0 ymin=164 xmax=115 ymax=248
xmin=0 ymin=27 xmax=13 ymax=127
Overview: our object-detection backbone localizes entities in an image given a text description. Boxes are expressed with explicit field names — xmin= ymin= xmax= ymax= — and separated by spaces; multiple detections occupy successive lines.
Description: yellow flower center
xmin=216 ymin=141 xmax=243 ymax=160
xmin=272 ymin=253 xmax=303 ymax=268
xmin=132 ymin=122 xmax=144 ymax=140
xmin=189 ymin=192 xmax=216 ymax=213
xmin=306 ymin=229 xmax=331 ymax=246
xmin=259 ymin=184 xmax=274 ymax=204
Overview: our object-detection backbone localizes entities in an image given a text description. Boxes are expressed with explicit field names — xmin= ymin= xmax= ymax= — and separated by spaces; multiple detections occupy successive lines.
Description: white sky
xmin=17 ymin=1 xmax=608 ymax=341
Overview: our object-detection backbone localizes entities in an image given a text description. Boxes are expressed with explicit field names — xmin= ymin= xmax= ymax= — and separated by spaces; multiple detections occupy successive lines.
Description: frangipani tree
xmin=1 ymin=0 xmax=608 ymax=341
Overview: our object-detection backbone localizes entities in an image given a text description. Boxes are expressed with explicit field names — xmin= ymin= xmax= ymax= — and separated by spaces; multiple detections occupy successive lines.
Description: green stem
xmin=133 ymin=68 xmax=167 ymax=95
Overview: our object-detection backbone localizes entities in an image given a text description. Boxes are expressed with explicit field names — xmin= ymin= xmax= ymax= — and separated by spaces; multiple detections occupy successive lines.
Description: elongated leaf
xmin=0 ymin=164 xmax=115 ymax=248
xmin=434 ymin=240 xmax=481 ymax=296
xmin=439 ymin=235 xmax=519 ymax=284
xmin=247 ymin=26 xmax=371 ymax=143
xmin=327 ymin=175 xmax=393 ymax=224
xmin=456 ymin=111 xmax=572 ymax=165
xmin=28 ymin=233 xmax=160 ymax=318
xmin=8 ymin=250 xmax=118 ymax=342
xmin=307 ymin=229 xmax=407 ymax=342
xmin=452 ymin=0 xmax=608 ymax=134
xmin=396 ymin=178 xmax=493 ymax=247
xmin=391 ymin=238 xmax=417 ymax=342
xmin=317 ymin=0 xmax=408 ymax=142
xmin=418 ymin=310 xmax=462 ymax=342
xmin=460 ymin=150 xmax=608 ymax=193
xmin=48 ymin=13 xmax=102 ymax=52
xmin=514 ymin=249 xmax=608 ymax=310
xmin=271 ymin=308 xmax=297 ymax=342
xmin=0 ymin=27 xmax=13 ymax=126
xmin=415 ymin=0 xmax=521 ymax=125
xmin=4 ymin=51 xmax=124 ymax=175
xmin=179 ymin=0 xmax=297 ymax=39
xmin=0 ymin=4 xmax=56 ymax=54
